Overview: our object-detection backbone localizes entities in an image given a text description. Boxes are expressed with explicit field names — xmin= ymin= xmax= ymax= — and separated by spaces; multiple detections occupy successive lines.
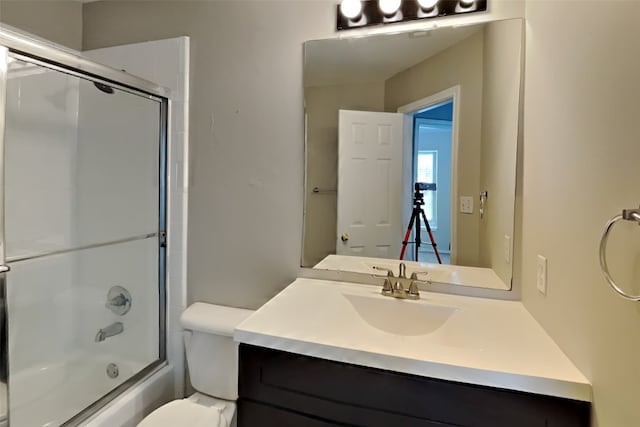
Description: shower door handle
xmin=0 ymin=265 xmax=10 ymax=273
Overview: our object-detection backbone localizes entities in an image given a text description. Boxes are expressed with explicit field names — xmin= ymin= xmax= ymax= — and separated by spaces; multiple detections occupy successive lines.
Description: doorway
xmin=412 ymin=101 xmax=453 ymax=264
xmin=397 ymin=85 xmax=459 ymax=265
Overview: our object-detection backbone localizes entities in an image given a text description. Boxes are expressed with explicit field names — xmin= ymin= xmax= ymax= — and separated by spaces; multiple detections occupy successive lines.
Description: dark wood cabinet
xmin=238 ymin=344 xmax=590 ymax=427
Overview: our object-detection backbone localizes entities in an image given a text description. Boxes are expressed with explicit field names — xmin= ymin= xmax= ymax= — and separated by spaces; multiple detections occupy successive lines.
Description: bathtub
xmin=8 ymin=355 xmax=173 ymax=427
xmin=83 ymin=364 xmax=174 ymax=427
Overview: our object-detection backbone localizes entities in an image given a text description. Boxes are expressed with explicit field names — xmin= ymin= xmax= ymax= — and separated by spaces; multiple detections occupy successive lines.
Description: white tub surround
xmin=314 ymin=255 xmax=510 ymax=290
xmin=83 ymin=365 xmax=174 ymax=427
xmin=234 ymin=278 xmax=591 ymax=402
xmin=86 ymin=36 xmax=190 ymax=401
xmin=10 ymin=355 xmax=144 ymax=427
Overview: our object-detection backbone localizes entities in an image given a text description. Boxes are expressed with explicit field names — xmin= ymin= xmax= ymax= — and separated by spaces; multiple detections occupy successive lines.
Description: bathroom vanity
xmin=234 ymin=279 xmax=591 ymax=426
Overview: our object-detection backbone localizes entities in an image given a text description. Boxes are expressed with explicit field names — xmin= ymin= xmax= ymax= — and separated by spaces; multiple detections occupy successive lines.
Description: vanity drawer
xmin=238 ymin=400 xmax=456 ymax=427
xmin=239 ymin=401 xmax=338 ymax=427
xmin=238 ymin=344 xmax=590 ymax=427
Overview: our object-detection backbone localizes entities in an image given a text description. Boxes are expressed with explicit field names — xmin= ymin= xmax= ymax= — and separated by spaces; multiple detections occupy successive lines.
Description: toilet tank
xmin=180 ymin=303 xmax=254 ymax=400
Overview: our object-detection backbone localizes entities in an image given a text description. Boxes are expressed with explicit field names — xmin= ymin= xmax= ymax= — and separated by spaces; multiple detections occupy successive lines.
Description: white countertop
xmin=234 ymin=278 xmax=591 ymax=402
xmin=314 ymin=255 xmax=510 ymax=290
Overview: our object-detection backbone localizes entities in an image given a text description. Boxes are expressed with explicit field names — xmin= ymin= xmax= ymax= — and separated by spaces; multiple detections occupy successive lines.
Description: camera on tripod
xmin=415 ymin=182 xmax=437 ymax=192
xmin=400 ymin=181 xmax=442 ymax=263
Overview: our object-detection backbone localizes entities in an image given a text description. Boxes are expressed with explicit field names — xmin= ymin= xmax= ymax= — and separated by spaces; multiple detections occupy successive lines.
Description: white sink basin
xmin=343 ymin=293 xmax=457 ymax=336
xmin=235 ymin=278 xmax=592 ymax=403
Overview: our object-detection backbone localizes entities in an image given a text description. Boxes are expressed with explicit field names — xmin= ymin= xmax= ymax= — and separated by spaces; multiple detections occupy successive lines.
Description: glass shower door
xmin=3 ymin=55 xmax=166 ymax=426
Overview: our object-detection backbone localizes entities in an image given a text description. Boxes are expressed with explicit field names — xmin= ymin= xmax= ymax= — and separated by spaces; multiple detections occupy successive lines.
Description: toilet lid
xmin=137 ymin=399 xmax=229 ymax=427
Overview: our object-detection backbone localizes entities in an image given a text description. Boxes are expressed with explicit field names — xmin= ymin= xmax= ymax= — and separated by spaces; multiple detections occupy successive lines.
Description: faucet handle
xmin=381 ymin=278 xmax=393 ymax=295
xmin=373 ymin=266 xmax=395 ymax=278
xmin=410 ymin=270 xmax=429 ymax=280
xmin=408 ymin=277 xmax=431 ymax=296
xmin=407 ymin=281 xmax=420 ymax=297
xmin=105 ymin=286 xmax=132 ymax=316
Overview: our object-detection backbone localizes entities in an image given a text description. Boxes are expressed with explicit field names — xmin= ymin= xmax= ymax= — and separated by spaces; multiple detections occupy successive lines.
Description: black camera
xmin=415 ymin=182 xmax=437 ymax=192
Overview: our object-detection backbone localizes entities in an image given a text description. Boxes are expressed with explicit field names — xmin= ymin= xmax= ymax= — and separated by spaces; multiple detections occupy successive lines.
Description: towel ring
xmin=599 ymin=207 xmax=640 ymax=301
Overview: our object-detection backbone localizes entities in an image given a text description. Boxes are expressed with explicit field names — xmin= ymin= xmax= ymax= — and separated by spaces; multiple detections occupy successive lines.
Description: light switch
xmin=536 ymin=255 xmax=547 ymax=295
xmin=460 ymin=196 xmax=473 ymax=214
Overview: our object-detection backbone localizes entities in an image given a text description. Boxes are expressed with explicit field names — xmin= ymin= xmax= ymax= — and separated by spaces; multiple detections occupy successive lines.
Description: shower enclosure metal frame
xmin=0 ymin=26 xmax=170 ymax=426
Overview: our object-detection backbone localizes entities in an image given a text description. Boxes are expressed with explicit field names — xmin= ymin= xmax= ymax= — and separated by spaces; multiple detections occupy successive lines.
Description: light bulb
xmin=460 ymin=0 xmax=475 ymax=6
xmin=418 ymin=0 xmax=438 ymax=9
xmin=340 ymin=0 xmax=362 ymax=19
xmin=379 ymin=0 xmax=401 ymax=16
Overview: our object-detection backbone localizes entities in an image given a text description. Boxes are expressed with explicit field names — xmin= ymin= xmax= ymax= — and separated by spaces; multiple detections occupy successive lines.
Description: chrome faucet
xmin=373 ymin=262 xmax=430 ymax=300
xmin=95 ymin=322 xmax=124 ymax=342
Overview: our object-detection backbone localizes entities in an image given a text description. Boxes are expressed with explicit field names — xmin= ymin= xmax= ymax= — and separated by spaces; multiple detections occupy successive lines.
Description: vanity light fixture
xmin=337 ymin=0 xmax=487 ymax=30
xmin=379 ymin=0 xmax=402 ymax=15
xmin=340 ymin=0 xmax=363 ymax=19
xmin=417 ymin=0 xmax=439 ymax=10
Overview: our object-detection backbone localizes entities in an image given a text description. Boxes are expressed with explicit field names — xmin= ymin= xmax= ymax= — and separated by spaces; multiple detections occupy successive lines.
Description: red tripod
xmin=399 ymin=183 xmax=442 ymax=264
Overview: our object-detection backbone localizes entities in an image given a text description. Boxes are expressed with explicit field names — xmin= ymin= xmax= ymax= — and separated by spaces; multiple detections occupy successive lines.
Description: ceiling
xmin=304 ymin=23 xmax=483 ymax=88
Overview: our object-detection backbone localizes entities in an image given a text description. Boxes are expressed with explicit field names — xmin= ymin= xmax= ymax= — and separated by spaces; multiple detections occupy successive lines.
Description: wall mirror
xmin=302 ymin=18 xmax=524 ymax=291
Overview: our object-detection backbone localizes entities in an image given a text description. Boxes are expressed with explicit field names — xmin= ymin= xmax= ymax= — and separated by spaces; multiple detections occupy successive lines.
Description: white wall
xmin=82 ymin=0 xmax=525 ymax=309
xmin=521 ymin=1 xmax=640 ymax=425
xmin=73 ymin=77 xmax=161 ymax=376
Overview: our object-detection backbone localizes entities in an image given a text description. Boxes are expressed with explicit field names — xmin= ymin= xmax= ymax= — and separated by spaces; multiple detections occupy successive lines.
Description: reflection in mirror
xmin=302 ymin=19 xmax=523 ymax=290
xmin=0 ymin=276 xmax=5 ymax=427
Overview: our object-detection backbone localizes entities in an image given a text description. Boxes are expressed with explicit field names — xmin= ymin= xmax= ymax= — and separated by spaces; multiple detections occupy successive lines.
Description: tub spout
xmin=95 ymin=322 xmax=124 ymax=342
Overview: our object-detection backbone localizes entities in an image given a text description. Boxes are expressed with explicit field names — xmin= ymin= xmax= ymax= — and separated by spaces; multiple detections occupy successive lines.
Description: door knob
xmin=340 ymin=233 xmax=349 ymax=242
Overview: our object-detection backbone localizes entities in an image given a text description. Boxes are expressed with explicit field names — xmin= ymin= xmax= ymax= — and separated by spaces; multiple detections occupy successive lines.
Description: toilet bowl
xmin=138 ymin=393 xmax=236 ymax=427
xmin=137 ymin=303 xmax=254 ymax=427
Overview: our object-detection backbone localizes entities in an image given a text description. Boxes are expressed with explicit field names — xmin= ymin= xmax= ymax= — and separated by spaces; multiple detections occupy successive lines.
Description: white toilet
xmin=138 ymin=303 xmax=254 ymax=427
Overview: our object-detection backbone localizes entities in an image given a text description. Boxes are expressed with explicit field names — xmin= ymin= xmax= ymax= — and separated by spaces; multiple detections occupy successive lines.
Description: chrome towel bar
xmin=599 ymin=207 xmax=640 ymax=301
xmin=312 ymin=186 xmax=337 ymax=194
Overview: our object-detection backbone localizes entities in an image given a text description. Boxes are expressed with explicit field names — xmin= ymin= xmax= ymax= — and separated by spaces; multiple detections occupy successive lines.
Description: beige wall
xmin=385 ymin=30 xmax=484 ymax=267
xmin=0 ymin=1 xmax=82 ymax=50
xmin=17 ymin=0 xmax=640 ymax=425
xmin=82 ymin=0 xmax=523 ymax=309
xmin=81 ymin=0 xmax=523 ymax=308
xmin=302 ymin=80 xmax=385 ymax=267
xmin=83 ymin=0 xmax=334 ymax=308
xmin=80 ymin=2 xmax=640 ymax=422
xmin=521 ymin=1 xmax=640 ymax=425
xmin=478 ymin=19 xmax=523 ymax=285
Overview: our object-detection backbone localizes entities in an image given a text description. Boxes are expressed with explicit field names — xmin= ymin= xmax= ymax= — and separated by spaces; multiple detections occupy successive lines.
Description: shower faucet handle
xmin=108 ymin=294 xmax=129 ymax=307
xmin=105 ymin=286 xmax=132 ymax=316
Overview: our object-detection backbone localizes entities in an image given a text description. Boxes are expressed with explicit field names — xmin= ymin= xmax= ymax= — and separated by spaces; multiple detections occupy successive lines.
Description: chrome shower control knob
xmin=106 ymin=286 xmax=132 ymax=316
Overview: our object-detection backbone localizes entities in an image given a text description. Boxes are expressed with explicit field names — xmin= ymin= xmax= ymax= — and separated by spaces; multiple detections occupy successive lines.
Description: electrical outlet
xmin=536 ymin=255 xmax=547 ymax=295
xmin=504 ymin=235 xmax=511 ymax=264
xmin=460 ymin=196 xmax=473 ymax=214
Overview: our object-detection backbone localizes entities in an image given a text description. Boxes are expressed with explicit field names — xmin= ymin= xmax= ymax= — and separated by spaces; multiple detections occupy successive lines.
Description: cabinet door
xmin=239 ymin=345 xmax=590 ymax=427
xmin=239 ymin=401 xmax=337 ymax=427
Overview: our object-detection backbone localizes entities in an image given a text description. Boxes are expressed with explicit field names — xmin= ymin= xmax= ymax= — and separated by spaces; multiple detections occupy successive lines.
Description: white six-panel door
xmin=337 ymin=110 xmax=404 ymax=258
